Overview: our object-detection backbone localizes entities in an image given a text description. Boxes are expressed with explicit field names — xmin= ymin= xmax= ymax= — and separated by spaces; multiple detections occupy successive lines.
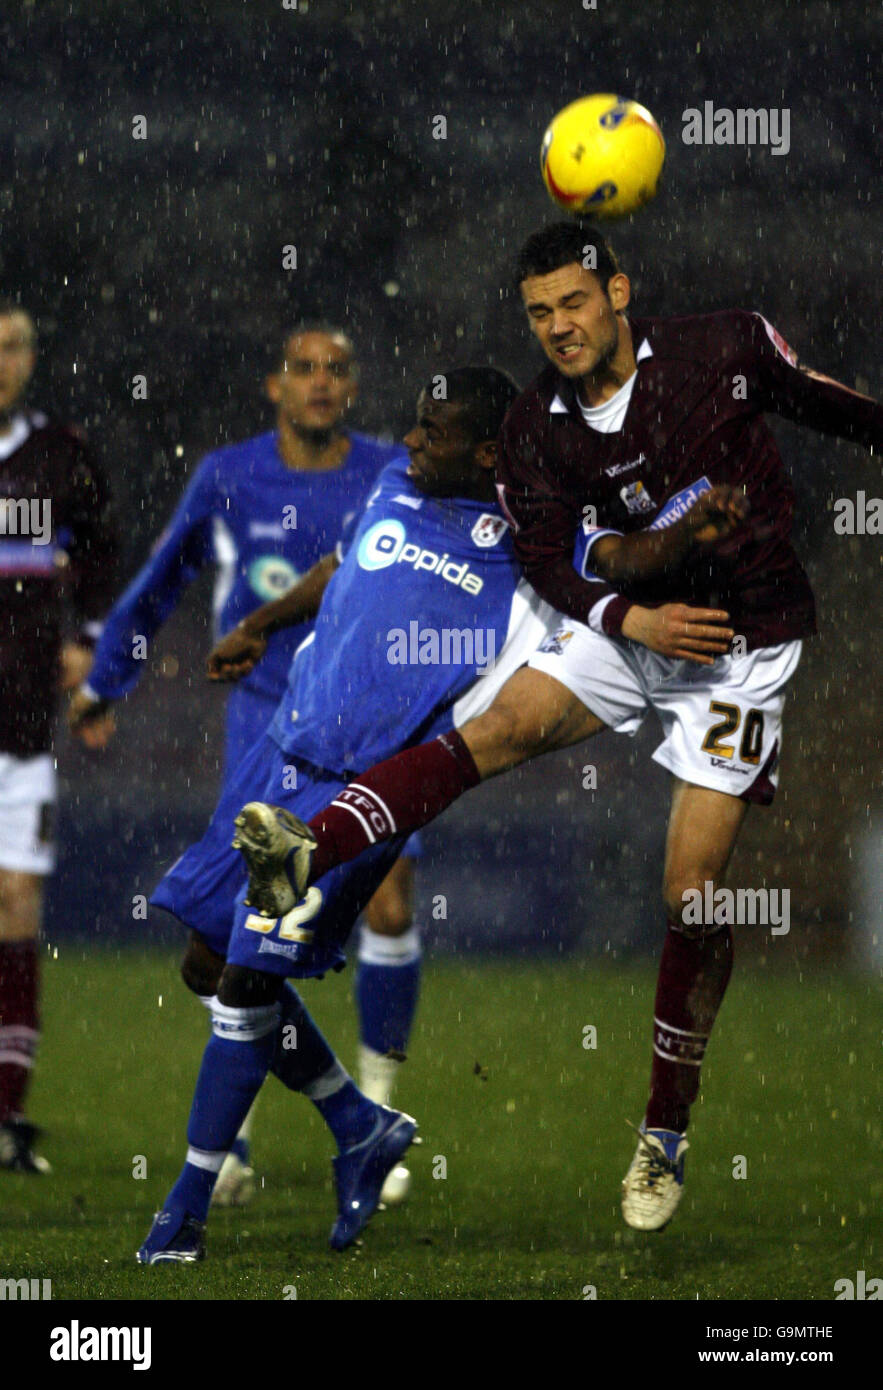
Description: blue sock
xmin=355 ymin=925 xmax=421 ymax=1054
xmin=270 ymin=983 xmax=337 ymax=1089
xmin=163 ymin=999 xmax=280 ymax=1223
xmin=230 ymin=1136 xmax=249 ymax=1164
xmin=310 ymin=1072 xmax=379 ymax=1151
xmin=270 ymin=984 xmax=376 ymax=1151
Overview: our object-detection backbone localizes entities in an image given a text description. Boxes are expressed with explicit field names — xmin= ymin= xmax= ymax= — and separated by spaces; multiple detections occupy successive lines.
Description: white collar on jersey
xmin=549 ymin=337 xmax=653 ymax=414
xmin=0 ymin=412 xmax=34 ymax=460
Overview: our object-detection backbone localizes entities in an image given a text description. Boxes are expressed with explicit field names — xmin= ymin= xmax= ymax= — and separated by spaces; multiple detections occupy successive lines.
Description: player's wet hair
xmin=515 ymin=221 xmax=620 ymax=296
xmin=0 ymin=299 xmax=37 ymax=346
xmin=274 ymin=322 xmax=358 ymax=376
xmin=436 ymin=366 xmax=521 ymax=443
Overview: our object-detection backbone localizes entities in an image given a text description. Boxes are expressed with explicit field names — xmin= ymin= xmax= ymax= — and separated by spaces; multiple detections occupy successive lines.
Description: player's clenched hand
xmin=206 ymin=623 xmax=268 ymax=682
xmin=67 ymin=687 xmax=117 ymax=748
xmin=58 ymin=641 xmax=94 ymax=692
xmin=683 ymin=485 xmax=749 ymax=547
xmin=622 ymin=603 xmax=735 ymax=666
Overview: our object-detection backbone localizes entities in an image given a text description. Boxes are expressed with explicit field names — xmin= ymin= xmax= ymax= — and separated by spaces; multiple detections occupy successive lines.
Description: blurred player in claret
xmin=248 ymin=220 xmax=882 ymax=1234
xmin=68 ymin=325 xmax=423 ymax=1207
xmin=0 ymin=301 xmax=117 ymax=1174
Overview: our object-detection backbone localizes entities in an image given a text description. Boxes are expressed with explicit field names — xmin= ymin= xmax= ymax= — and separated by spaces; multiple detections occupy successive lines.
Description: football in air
xmin=540 ymin=93 xmax=665 ymax=219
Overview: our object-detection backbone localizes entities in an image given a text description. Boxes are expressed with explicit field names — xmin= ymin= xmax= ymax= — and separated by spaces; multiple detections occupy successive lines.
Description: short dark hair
xmin=514 ymin=220 xmax=620 ymax=295
xmin=274 ymin=322 xmax=356 ymax=373
xmin=431 ymin=366 xmax=520 ymax=442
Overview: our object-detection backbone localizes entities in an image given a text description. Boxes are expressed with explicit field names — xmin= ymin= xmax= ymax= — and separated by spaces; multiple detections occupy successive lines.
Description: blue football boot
xmin=329 ymin=1106 xmax=418 ymax=1251
xmin=136 ymin=1207 xmax=206 ymax=1265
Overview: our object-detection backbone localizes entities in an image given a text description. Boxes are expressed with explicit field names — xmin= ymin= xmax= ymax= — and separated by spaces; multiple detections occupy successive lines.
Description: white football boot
xmin=621 ymin=1122 xmax=689 ymax=1231
xmin=359 ymin=1043 xmax=411 ymax=1206
xmin=211 ymin=1149 xmax=256 ymax=1208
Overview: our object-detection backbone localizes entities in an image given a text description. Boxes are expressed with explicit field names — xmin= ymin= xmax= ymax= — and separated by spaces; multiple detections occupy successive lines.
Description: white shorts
xmin=0 ymin=753 xmax=57 ymax=875
xmin=529 ymin=625 xmax=802 ymax=805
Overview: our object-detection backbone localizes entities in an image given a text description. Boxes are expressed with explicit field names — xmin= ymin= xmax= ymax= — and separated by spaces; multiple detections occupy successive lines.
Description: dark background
xmin=2 ymin=0 xmax=879 ymax=960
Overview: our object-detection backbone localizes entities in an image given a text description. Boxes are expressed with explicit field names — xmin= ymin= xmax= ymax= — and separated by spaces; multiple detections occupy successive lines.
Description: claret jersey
xmin=498 ymin=310 xmax=883 ymax=649
xmin=0 ymin=411 xmax=116 ymax=756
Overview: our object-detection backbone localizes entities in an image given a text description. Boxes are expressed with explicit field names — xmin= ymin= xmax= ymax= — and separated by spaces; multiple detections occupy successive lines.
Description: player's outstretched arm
xmin=207 ymin=551 xmax=339 ymax=682
xmin=743 ymin=310 xmax=883 ymax=451
xmin=69 ymin=455 xmax=218 ymax=744
xmin=589 ymin=485 xmax=749 ymax=586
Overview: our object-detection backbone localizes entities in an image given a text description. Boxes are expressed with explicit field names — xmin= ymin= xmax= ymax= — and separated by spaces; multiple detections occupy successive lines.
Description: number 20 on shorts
xmin=701 ymin=702 xmax=765 ymax=764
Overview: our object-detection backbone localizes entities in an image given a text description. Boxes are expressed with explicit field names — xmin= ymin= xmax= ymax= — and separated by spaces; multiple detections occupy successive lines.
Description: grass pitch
xmin=2 ymin=949 xmax=879 ymax=1301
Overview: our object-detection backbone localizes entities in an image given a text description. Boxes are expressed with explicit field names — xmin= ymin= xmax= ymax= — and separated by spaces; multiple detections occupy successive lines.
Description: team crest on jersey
xmin=471 ymin=513 xmax=509 ymax=548
xmin=248 ymin=555 xmax=300 ymax=600
xmin=619 ymin=480 xmax=655 ymax=516
xmin=539 ymin=628 xmax=574 ymax=656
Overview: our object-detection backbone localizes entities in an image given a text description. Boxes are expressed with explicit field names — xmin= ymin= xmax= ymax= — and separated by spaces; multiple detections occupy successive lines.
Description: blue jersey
xmin=269 ymin=457 xmax=559 ymax=777
xmin=153 ymin=461 xmax=558 ymax=971
xmin=87 ymin=430 xmax=402 ymax=703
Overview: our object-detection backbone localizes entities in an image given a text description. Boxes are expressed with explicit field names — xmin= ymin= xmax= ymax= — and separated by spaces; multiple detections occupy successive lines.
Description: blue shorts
xmin=224 ymin=684 xmax=279 ymax=779
xmin=224 ymin=685 xmax=423 ymax=857
xmin=151 ymin=732 xmax=412 ymax=978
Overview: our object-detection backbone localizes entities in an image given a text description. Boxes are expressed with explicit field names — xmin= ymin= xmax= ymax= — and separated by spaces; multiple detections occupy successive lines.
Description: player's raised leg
xmin=357 ymin=852 xmax=420 ymax=1205
xmin=621 ymin=778 xmax=747 ymax=1232
xmin=233 ymin=664 xmax=607 ymax=916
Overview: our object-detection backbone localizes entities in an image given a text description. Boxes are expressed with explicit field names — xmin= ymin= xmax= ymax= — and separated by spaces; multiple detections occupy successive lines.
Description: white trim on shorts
xmin=0 ymin=752 xmax=57 ymax=874
xmin=529 ymin=622 xmax=802 ymax=805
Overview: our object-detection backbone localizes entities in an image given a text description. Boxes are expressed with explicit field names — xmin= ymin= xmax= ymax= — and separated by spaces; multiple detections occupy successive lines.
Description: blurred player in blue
xmin=135 ymin=366 xmax=726 ymax=1262
xmin=135 ymin=367 xmax=545 ymax=1259
xmin=68 ymin=325 xmax=423 ymax=1206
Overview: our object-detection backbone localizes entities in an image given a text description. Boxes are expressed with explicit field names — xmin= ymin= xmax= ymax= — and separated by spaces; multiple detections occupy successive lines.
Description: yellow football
xmin=541 ymin=93 xmax=665 ymax=219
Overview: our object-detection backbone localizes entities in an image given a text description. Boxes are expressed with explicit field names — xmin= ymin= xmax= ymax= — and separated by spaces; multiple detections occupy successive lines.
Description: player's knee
xmin=663 ymin=875 xmax=715 ymax=938
xmin=217 ymin=963 xmax=283 ymax=1009
xmin=663 ymin=875 xmax=694 ymax=931
xmin=367 ymin=898 xmax=412 ymax=936
xmin=0 ymin=889 xmax=42 ymax=941
xmin=465 ymin=701 xmax=544 ymax=777
xmin=180 ymin=934 xmax=224 ymax=997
